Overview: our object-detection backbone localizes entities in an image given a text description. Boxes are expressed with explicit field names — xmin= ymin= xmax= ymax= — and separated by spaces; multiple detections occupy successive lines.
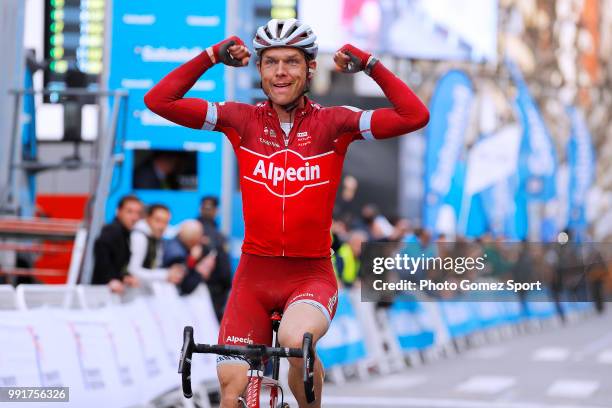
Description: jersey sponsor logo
xmin=226 ymin=335 xmax=253 ymax=345
xmin=241 ymin=147 xmax=334 ymax=198
xmin=297 ymin=131 xmax=313 ymax=147
xmin=263 ymin=127 xmax=277 ymax=139
xmin=253 ymin=160 xmax=319 ymax=186
xmin=259 ymin=138 xmax=281 ymax=148
xmin=327 ymin=291 xmax=338 ymax=314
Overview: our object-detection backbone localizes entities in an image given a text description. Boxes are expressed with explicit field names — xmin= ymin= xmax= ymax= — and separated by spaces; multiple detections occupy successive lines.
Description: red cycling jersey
xmin=145 ymin=50 xmax=429 ymax=258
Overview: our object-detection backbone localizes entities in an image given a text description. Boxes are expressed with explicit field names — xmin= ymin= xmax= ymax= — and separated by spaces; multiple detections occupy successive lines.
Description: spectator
xmin=585 ymin=244 xmax=607 ymax=314
xmin=335 ymin=175 xmax=360 ymax=228
xmin=133 ymin=151 xmax=180 ymax=190
xmin=390 ymin=217 xmax=412 ymax=242
xmin=397 ymin=227 xmax=436 ymax=280
xmin=92 ymin=195 xmax=143 ymax=294
xmin=334 ymin=230 xmax=368 ymax=287
xmin=331 ymin=218 xmax=348 ymax=254
xmin=128 ymin=204 xmax=185 ymax=290
xmin=361 ymin=203 xmax=394 ymax=240
xmin=163 ymin=220 xmax=217 ymax=297
xmin=196 ymin=196 xmax=232 ymax=321
xmin=511 ymin=240 xmax=534 ymax=311
xmin=197 ymin=196 xmax=224 ymax=248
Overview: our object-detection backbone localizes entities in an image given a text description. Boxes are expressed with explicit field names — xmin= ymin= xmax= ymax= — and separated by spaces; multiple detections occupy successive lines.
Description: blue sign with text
xmin=106 ymin=1 xmax=227 ymax=223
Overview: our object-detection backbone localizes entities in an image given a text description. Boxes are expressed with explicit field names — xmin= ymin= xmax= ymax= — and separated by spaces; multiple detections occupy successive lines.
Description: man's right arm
xmin=144 ymin=36 xmax=252 ymax=132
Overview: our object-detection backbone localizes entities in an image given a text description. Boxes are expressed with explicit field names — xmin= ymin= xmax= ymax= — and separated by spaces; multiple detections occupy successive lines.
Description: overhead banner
xmin=299 ymin=0 xmax=498 ymax=62
xmin=507 ymin=60 xmax=557 ymax=201
xmin=106 ymin=1 xmax=227 ymax=222
xmin=423 ymin=70 xmax=474 ymax=232
xmin=566 ymin=106 xmax=595 ymax=236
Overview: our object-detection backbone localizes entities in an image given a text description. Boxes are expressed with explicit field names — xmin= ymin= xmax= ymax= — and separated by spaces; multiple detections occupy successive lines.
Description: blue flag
xmin=423 ymin=70 xmax=474 ymax=232
xmin=566 ymin=106 xmax=595 ymax=239
xmin=507 ymin=61 xmax=557 ymax=202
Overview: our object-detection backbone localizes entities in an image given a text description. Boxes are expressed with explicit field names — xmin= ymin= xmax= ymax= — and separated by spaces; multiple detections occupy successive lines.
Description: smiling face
xmin=147 ymin=207 xmax=170 ymax=239
xmin=257 ymin=47 xmax=316 ymax=108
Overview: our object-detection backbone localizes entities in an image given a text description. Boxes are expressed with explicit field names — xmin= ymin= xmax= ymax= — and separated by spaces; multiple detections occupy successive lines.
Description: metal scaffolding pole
xmin=0 ymin=0 xmax=26 ymax=214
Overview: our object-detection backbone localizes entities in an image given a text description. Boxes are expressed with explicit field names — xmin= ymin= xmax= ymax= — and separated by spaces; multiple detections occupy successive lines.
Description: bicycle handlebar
xmin=302 ymin=332 xmax=315 ymax=403
xmin=178 ymin=326 xmax=316 ymax=403
xmin=178 ymin=326 xmax=194 ymax=398
xmin=193 ymin=343 xmax=303 ymax=358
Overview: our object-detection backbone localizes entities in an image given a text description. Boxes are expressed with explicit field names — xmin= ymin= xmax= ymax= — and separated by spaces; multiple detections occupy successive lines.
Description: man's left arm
xmin=334 ymin=44 xmax=430 ymax=140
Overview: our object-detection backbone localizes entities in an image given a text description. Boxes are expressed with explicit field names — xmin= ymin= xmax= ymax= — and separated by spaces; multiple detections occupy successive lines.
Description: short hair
xmin=117 ymin=194 xmax=142 ymax=210
xmin=200 ymin=195 xmax=219 ymax=208
xmin=146 ymin=203 xmax=170 ymax=217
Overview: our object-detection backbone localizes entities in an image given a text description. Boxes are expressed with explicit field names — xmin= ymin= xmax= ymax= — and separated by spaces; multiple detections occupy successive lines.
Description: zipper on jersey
xmin=281 ymin=139 xmax=288 ymax=256
xmin=274 ymin=108 xmax=305 ymax=257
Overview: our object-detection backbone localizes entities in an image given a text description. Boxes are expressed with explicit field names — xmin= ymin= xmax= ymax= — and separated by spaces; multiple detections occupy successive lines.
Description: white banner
xmin=0 ymin=285 xmax=223 ymax=407
xmin=122 ymin=298 xmax=178 ymax=401
xmin=465 ymin=125 xmax=522 ymax=195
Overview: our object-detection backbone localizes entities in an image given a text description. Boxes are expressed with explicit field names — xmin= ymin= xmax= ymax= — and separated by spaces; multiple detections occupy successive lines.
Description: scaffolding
xmin=0 ymin=88 xmax=127 ymax=285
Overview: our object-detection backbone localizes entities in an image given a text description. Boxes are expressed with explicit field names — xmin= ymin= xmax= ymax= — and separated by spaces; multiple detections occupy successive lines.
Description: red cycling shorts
xmin=216 ymin=253 xmax=338 ymax=364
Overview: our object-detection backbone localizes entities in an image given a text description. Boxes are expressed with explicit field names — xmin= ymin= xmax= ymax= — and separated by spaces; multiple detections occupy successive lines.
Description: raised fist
xmin=333 ymin=44 xmax=376 ymax=74
xmin=208 ymin=35 xmax=251 ymax=67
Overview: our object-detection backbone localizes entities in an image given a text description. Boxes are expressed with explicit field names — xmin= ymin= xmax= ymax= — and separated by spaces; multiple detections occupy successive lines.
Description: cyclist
xmin=145 ymin=18 xmax=429 ymax=408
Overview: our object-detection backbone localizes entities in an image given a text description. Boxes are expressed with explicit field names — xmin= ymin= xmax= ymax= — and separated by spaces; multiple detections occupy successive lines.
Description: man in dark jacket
xmin=196 ymin=196 xmax=232 ymax=321
xmin=92 ymin=195 xmax=143 ymax=293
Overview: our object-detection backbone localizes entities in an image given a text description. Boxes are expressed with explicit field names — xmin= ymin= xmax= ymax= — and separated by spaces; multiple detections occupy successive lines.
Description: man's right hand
xmin=167 ymin=264 xmax=186 ymax=284
xmin=108 ymin=279 xmax=125 ymax=295
xmin=207 ymin=36 xmax=251 ymax=67
xmin=196 ymin=252 xmax=217 ymax=281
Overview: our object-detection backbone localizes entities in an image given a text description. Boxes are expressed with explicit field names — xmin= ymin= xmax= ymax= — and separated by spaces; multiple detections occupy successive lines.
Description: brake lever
xmin=179 ymin=326 xmax=194 ymax=398
xmin=302 ymin=332 xmax=315 ymax=403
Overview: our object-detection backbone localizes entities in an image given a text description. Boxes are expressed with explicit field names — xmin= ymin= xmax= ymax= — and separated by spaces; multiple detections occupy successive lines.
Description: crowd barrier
xmin=0 ymin=283 xmax=595 ymax=407
xmin=317 ymin=288 xmax=594 ymax=375
xmin=0 ymin=283 xmax=218 ymax=408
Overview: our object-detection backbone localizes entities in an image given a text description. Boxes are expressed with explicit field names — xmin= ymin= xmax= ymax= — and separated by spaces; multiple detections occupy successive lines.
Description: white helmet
xmin=253 ymin=18 xmax=318 ymax=59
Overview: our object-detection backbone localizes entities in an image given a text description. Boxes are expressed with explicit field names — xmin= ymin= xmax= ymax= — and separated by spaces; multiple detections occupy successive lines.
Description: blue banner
xmin=388 ymin=297 xmax=435 ymax=351
xmin=106 ymin=1 xmax=227 ymax=222
xmin=566 ymin=106 xmax=595 ymax=239
xmin=423 ymin=70 xmax=474 ymax=232
xmin=507 ymin=61 xmax=557 ymax=202
xmin=479 ymin=174 xmax=521 ymax=239
xmin=438 ymin=300 xmax=479 ymax=338
xmin=449 ymin=159 xmax=488 ymax=238
xmin=318 ymin=290 xmax=367 ymax=368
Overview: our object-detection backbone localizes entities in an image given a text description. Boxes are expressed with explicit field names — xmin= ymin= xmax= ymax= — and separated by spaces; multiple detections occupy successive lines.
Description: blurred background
xmin=0 ymin=0 xmax=612 ymax=407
